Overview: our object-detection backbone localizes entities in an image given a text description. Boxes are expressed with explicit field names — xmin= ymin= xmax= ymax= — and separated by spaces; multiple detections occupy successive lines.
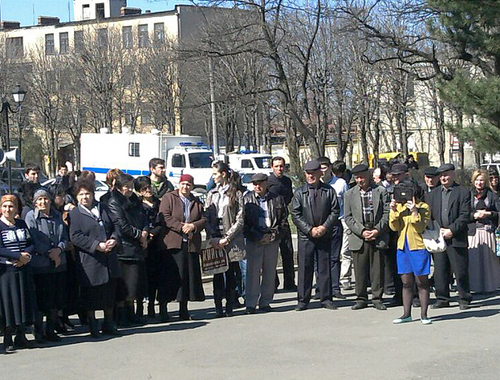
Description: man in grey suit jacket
xmin=344 ymin=164 xmax=390 ymax=310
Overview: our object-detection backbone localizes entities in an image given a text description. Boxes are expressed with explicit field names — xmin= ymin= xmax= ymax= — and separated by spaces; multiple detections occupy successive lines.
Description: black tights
xmin=400 ymin=273 xmax=430 ymax=319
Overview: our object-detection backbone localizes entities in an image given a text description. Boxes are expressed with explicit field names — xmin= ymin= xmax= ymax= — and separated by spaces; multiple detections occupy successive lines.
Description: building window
xmin=45 ymin=34 xmax=55 ymax=55
xmin=6 ymin=37 xmax=23 ymax=58
xmin=122 ymin=26 xmax=133 ymax=49
xmin=98 ymin=28 xmax=108 ymax=48
xmin=59 ymin=32 xmax=69 ymax=54
xmin=141 ymin=104 xmax=152 ymax=125
xmin=154 ymin=23 xmax=165 ymax=45
xmin=123 ymin=65 xmax=134 ymax=87
xmin=138 ymin=24 xmax=149 ymax=48
xmin=96 ymin=3 xmax=105 ymax=19
xmin=74 ymin=30 xmax=84 ymax=51
xmin=125 ymin=103 xmax=133 ymax=126
xmin=82 ymin=4 xmax=91 ymax=20
xmin=128 ymin=142 xmax=140 ymax=157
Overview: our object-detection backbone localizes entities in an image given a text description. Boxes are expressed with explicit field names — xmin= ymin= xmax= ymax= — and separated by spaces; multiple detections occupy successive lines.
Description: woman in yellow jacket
xmin=389 ymin=179 xmax=432 ymax=325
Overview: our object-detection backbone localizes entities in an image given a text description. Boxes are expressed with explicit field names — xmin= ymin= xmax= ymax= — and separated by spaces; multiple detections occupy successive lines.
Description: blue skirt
xmin=397 ymin=238 xmax=431 ymax=276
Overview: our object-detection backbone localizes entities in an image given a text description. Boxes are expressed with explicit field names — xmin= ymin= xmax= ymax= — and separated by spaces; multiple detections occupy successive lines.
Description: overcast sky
xmin=1 ymin=0 xmax=190 ymax=26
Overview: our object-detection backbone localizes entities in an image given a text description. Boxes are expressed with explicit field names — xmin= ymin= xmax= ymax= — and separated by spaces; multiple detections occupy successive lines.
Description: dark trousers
xmin=213 ymin=261 xmax=239 ymax=310
xmin=275 ymin=225 xmax=296 ymax=289
xmin=385 ymin=232 xmax=402 ymax=299
xmin=352 ymin=242 xmax=385 ymax=302
xmin=298 ymin=238 xmax=333 ymax=304
xmin=314 ymin=225 xmax=342 ymax=293
xmin=434 ymin=245 xmax=472 ymax=303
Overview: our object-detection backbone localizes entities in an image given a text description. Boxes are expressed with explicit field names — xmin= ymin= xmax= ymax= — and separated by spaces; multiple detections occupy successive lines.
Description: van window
xmin=189 ymin=152 xmax=213 ymax=168
xmin=172 ymin=154 xmax=186 ymax=168
xmin=128 ymin=142 xmax=140 ymax=157
xmin=241 ymin=159 xmax=253 ymax=169
xmin=255 ymin=157 xmax=272 ymax=169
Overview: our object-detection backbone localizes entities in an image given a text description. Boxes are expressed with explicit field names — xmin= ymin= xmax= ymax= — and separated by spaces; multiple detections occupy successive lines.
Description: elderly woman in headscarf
xmin=25 ymin=188 xmax=69 ymax=343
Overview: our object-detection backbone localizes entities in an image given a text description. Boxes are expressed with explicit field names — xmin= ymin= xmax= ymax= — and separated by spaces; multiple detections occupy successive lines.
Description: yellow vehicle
xmin=368 ymin=152 xmax=429 ymax=168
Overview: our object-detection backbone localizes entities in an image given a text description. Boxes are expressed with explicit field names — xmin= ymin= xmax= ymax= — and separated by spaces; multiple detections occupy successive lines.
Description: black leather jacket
xmin=106 ymin=190 xmax=148 ymax=261
xmin=243 ymin=190 xmax=289 ymax=242
xmin=291 ymin=182 xmax=340 ymax=241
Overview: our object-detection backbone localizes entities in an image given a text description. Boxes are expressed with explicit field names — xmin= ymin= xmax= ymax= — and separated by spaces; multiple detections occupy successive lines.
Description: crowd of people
xmin=1 ymin=155 xmax=500 ymax=354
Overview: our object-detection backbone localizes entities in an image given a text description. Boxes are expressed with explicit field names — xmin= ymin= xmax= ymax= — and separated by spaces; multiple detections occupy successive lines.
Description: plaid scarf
xmin=360 ymin=188 xmax=374 ymax=226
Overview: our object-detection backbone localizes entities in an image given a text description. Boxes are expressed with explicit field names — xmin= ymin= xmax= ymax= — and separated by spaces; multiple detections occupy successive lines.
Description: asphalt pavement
xmin=3 ymin=278 xmax=500 ymax=380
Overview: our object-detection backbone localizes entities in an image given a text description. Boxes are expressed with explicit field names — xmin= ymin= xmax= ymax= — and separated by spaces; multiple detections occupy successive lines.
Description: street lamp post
xmin=13 ymin=85 xmax=26 ymax=167
xmin=1 ymin=85 xmax=27 ymax=194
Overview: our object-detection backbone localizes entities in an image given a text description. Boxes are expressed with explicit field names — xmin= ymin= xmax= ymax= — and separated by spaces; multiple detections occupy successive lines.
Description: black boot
xmin=45 ymin=319 xmax=61 ymax=342
xmin=147 ymin=302 xmax=156 ymax=319
xmin=159 ymin=302 xmax=171 ymax=323
xmin=179 ymin=301 xmax=190 ymax=321
xmin=14 ymin=326 xmax=34 ymax=349
xmin=88 ymin=317 xmax=101 ymax=339
xmin=116 ymin=307 xmax=130 ymax=327
xmin=214 ymin=299 xmax=225 ymax=318
xmin=3 ymin=327 xmax=15 ymax=354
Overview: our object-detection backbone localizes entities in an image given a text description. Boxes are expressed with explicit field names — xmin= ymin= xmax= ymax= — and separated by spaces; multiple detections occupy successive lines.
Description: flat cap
xmin=251 ymin=173 xmax=268 ymax=182
xmin=391 ymin=163 xmax=408 ymax=175
xmin=436 ymin=163 xmax=455 ymax=175
xmin=351 ymin=164 xmax=369 ymax=174
xmin=304 ymin=160 xmax=321 ymax=172
xmin=424 ymin=166 xmax=439 ymax=177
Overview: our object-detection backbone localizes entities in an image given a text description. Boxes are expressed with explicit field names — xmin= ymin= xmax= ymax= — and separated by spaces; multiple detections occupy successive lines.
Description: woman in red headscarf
xmin=159 ymin=174 xmax=206 ymax=321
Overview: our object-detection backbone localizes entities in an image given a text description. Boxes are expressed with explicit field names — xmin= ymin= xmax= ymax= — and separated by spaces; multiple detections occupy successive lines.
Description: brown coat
xmin=159 ymin=190 xmax=206 ymax=252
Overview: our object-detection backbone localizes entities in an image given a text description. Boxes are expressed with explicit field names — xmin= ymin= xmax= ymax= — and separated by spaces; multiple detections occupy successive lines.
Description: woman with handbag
xmin=160 ymin=174 xmax=205 ymax=321
xmin=205 ymin=162 xmax=245 ymax=317
xmin=389 ymin=179 xmax=432 ymax=325
xmin=468 ymin=169 xmax=500 ymax=293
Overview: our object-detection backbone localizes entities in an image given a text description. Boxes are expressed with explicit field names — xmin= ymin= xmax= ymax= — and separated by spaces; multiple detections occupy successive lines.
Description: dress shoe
xmin=393 ymin=316 xmax=412 ymax=324
xmin=431 ymin=300 xmax=450 ymax=309
xmin=420 ymin=318 xmax=433 ymax=325
xmin=295 ymin=302 xmax=308 ymax=311
xmin=321 ymin=301 xmax=338 ymax=310
xmin=351 ymin=301 xmax=367 ymax=310
xmin=312 ymin=292 xmax=320 ymax=300
xmin=385 ymin=289 xmax=396 ymax=296
xmin=44 ymin=330 xmax=62 ymax=342
xmin=332 ymin=292 xmax=346 ymax=300
xmin=101 ymin=323 xmax=121 ymax=336
xmin=412 ymin=298 xmax=421 ymax=308
xmin=225 ymin=310 xmax=234 ymax=317
xmin=245 ymin=307 xmax=256 ymax=315
xmin=388 ymin=297 xmax=403 ymax=307
xmin=259 ymin=305 xmax=272 ymax=313
xmin=4 ymin=344 xmax=15 ymax=354
xmin=373 ymin=301 xmax=387 ymax=311
xmin=179 ymin=312 xmax=192 ymax=321
xmin=61 ymin=316 xmax=75 ymax=330
xmin=88 ymin=319 xmax=101 ymax=339
xmin=215 ymin=308 xmax=226 ymax=318
xmin=459 ymin=302 xmax=471 ymax=310
xmin=14 ymin=335 xmax=34 ymax=349
xmin=234 ymin=298 xmax=245 ymax=309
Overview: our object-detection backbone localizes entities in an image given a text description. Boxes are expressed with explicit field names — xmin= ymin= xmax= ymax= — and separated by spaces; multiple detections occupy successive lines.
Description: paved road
xmin=3 ymin=281 xmax=500 ymax=380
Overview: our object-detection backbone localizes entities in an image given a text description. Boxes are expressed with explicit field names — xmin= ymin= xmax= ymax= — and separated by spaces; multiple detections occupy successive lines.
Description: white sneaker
xmin=420 ymin=318 xmax=432 ymax=325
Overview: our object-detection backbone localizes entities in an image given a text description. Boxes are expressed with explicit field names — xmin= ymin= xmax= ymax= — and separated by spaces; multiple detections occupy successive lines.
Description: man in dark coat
xmin=425 ymin=163 xmax=472 ymax=309
xmin=291 ymin=160 xmax=340 ymax=311
xmin=268 ymin=156 xmax=296 ymax=291
xmin=344 ymin=164 xmax=390 ymax=311
xmin=243 ymin=173 xmax=289 ymax=314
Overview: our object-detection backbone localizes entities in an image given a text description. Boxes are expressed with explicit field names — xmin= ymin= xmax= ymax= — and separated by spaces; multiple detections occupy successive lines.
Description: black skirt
xmin=33 ymin=272 xmax=68 ymax=313
xmin=169 ymin=243 xmax=205 ymax=302
xmin=0 ymin=264 xmax=36 ymax=328
xmin=117 ymin=261 xmax=147 ymax=301
xmin=80 ymin=278 xmax=117 ymax=311
xmin=155 ymin=250 xmax=181 ymax=304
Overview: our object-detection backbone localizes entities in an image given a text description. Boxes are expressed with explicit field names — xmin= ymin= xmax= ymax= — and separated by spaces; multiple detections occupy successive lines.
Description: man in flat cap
xmin=344 ymin=164 xmax=390 ymax=310
xmin=243 ymin=173 xmax=289 ymax=313
xmin=422 ymin=166 xmax=440 ymax=193
xmin=425 ymin=163 xmax=472 ymax=309
xmin=292 ymin=160 xmax=340 ymax=311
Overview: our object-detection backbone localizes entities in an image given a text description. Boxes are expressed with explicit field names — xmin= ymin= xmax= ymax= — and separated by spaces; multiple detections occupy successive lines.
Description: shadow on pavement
xmin=431 ymin=308 xmax=500 ymax=321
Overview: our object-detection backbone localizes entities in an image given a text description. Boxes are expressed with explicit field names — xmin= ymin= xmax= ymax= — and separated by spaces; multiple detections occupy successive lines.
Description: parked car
xmin=0 ymin=167 xmax=48 ymax=189
xmin=42 ymin=178 xmax=109 ymax=201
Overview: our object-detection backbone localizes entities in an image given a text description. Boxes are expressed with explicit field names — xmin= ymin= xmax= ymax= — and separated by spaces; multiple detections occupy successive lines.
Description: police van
xmin=80 ymin=129 xmax=214 ymax=189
